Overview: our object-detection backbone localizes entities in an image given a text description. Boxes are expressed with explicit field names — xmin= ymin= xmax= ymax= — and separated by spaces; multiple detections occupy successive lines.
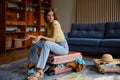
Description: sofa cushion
xmin=67 ymin=38 xmax=101 ymax=46
xmin=69 ymin=23 xmax=105 ymax=38
xmin=105 ymin=22 xmax=120 ymax=38
xmin=100 ymin=39 xmax=120 ymax=47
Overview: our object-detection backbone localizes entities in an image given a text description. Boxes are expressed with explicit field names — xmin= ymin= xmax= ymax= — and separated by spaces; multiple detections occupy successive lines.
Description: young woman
xmin=21 ymin=8 xmax=69 ymax=80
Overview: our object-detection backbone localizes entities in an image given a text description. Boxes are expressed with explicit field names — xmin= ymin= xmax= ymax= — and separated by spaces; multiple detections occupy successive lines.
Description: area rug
xmin=0 ymin=58 xmax=119 ymax=80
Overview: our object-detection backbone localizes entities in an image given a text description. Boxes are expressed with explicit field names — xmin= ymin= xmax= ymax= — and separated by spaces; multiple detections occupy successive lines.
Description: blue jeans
xmin=26 ymin=40 xmax=69 ymax=69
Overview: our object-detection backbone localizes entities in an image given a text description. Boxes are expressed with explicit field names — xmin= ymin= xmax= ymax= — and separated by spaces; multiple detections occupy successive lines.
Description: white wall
xmin=52 ymin=0 xmax=76 ymax=32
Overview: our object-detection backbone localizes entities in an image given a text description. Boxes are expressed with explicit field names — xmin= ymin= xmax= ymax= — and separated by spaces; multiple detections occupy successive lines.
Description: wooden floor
xmin=0 ymin=48 xmax=29 ymax=66
xmin=0 ymin=48 xmax=99 ymax=66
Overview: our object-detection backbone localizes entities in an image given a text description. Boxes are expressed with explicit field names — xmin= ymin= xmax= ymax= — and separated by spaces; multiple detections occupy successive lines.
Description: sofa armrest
xmin=64 ymin=32 xmax=69 ymax=39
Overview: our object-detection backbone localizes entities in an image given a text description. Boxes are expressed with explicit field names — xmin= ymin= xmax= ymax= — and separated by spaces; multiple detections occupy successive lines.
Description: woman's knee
xmin=44 ymin=41 xmax=53 ymax=47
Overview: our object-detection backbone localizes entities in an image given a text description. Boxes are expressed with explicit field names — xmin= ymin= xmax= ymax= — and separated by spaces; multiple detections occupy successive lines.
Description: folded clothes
xmin=28 ymin=68 xmax=36 ymax=75
xmin=65 ymin=58 xmax=85 ymax=72
xmin=75 ymin=58 xmax=85 ymax=65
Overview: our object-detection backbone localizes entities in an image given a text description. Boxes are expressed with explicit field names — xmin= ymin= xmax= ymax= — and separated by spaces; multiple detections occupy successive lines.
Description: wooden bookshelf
xmin=0 ymin=0 xmax=52 ymax=53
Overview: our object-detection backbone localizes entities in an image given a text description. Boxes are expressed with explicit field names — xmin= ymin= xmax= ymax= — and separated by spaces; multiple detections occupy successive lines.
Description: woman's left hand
xmin=32 ymin=35 xmax=42 ymax=44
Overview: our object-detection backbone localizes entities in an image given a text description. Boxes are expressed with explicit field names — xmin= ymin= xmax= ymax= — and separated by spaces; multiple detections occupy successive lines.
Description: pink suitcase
xmin=46 ymin=51 xmax=82 ymax=75
xmin=47 ymin=51 xmax=82 ymax=64
xmin=47 ymin=66 xmax=73 ymax=75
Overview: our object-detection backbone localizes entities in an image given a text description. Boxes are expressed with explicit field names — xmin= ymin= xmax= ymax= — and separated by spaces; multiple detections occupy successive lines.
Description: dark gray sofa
xmin=65 ymin=22 xmax=120 ymax=57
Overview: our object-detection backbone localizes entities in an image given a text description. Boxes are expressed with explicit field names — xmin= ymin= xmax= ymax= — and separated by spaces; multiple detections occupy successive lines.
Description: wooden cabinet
xmin=5 ymin=0 xmax=26 ymax=51
xmin=0 ymin=1 xmax=6 ymax=53
xmin=26 ymin=0 xmax=52 ymax=46
xmin=0 ymin=0 xmax=52 ymax=53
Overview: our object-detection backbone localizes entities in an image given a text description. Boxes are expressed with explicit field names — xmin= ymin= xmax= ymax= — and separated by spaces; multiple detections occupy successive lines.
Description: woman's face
xmin=46 ymin=11 xmax=54 ymax=23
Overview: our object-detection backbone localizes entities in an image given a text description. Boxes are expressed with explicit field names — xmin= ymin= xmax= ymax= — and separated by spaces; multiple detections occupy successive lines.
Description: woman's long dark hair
xmin=44 ymin=8 xmax=58 ymax=23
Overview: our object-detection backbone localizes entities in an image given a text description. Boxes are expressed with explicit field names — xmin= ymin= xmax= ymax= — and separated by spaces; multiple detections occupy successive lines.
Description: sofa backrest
xmin=69 ymin=23 xmax=105 ymax=38
xmin=104 ymin=22 xmax=120 ymax=38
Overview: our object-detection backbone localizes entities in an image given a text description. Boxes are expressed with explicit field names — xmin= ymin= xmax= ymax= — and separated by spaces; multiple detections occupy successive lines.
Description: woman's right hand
xmin=32 ymin=35 xmax=42 ymax=44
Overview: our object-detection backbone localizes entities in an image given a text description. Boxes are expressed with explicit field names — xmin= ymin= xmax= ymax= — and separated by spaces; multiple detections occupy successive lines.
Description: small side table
xmin=93 ymin=59 xmax=120 ymax=74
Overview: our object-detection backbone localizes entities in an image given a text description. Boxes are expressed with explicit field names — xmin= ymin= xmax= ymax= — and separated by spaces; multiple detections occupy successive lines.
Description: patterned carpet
xmin=0 ymin=58 xmax=119 ymax=80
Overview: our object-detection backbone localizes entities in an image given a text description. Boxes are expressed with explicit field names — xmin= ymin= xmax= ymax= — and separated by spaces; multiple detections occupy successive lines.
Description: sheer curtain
xmin=76 ymin=0 xmax=120 ymax=24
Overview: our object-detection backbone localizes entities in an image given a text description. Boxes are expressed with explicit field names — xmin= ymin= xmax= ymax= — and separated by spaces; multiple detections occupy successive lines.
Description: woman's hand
xmin=22 ymin=35 xmax=31 ymax=41
xmin=32 ymin=35 xmax=42 ymax=44
xmin=22 ymin=35 xmax=37 ymax=41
